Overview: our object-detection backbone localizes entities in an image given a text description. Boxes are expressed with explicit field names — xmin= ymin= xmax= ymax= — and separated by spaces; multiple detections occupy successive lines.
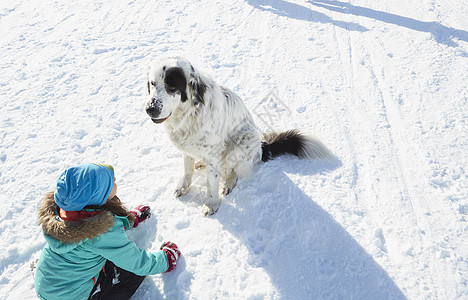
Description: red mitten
xmin=129 ymin=205 xmax=151 ymax=228
xmin=160 ymin=241 xmax=181 ymax=272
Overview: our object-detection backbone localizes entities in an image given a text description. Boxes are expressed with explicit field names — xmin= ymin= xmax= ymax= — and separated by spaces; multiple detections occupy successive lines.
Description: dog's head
xmin=146 ymin=56 xmax=206 ymax=124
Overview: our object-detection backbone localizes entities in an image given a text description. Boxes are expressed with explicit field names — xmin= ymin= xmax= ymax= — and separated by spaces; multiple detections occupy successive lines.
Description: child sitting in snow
xmin=34 ymin=163 xmax=180 ymax=300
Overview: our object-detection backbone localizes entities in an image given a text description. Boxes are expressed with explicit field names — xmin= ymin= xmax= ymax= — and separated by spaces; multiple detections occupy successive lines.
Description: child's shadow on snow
xmin=212 ymin=157 xmax=407 ymax=299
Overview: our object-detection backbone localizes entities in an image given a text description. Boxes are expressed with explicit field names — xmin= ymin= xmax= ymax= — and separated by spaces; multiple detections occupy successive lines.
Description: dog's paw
xmin=221 ymin=186 xmax=232 ymax=196
xmin=221 ymin=177 xmax=238 ymax=196
xmin=194 ymin=160 xmax=206 ymax=170
xmin=174 ymin=176 xmax=191 ymax=197
xmin=201 ymin=203 xmax=219 ymax=216
xmin=174 ymin=186 xmax=190 ymax=197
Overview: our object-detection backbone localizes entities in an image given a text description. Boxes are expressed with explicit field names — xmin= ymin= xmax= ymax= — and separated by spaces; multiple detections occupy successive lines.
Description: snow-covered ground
xmin=1 ymin=0 xmax=467 ymax=299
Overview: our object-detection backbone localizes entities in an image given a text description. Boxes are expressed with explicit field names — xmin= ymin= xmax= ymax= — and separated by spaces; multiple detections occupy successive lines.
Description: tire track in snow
xmin=304 ymin=7 xmax=414 ymax=296
xmin=360 ymin=32 xmax=465 ymax=299
xmin=350 ymin=10 xmax=460 ymax=297
xmin=360 ymin=50 xmax=435 ymax=298
xmin=318 ymin=4 xmax=440 ymax=298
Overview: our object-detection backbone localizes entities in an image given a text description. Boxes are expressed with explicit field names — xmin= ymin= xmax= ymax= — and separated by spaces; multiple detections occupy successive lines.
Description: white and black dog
xmin=146 ymin=56 xmax=332 ymax=215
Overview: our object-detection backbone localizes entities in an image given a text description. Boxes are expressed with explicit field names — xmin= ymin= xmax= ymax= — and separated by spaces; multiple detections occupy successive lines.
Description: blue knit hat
xmin=54 ymin=163 xmax=115 ymax=211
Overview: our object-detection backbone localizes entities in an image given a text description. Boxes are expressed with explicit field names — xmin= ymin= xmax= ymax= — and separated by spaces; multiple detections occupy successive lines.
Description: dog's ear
xmin=189 ymin=69 xmax=206 ymax=107
xmin=164 ymin=67 xmax=188 ymax=102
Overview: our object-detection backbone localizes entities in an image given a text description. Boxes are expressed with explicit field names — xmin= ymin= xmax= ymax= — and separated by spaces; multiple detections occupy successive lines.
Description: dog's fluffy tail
xmin=261 ymin=129 xmax=333 ymax=162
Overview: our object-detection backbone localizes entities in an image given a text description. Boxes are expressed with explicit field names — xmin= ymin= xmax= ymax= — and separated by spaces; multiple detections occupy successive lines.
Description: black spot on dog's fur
xmin=190 ymin=75 xmax=207 ymax=107
xmin=165 ymin=67 xmax=188 ymax=102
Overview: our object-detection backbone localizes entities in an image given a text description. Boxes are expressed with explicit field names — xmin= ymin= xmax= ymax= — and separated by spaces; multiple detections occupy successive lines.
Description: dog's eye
xmin=151 ymin=81 xmax=156 ymax=86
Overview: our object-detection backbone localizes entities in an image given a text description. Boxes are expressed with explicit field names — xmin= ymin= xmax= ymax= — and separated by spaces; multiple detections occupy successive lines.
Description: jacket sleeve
xmin=89 ymin=220 xmax=169 ymax=276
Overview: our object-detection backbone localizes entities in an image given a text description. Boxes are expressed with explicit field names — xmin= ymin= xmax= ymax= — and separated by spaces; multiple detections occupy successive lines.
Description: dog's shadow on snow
xmin=213 ymin=157 xmax=407 ymax=299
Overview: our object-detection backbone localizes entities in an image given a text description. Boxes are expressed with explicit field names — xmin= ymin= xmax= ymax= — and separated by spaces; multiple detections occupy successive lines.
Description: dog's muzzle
xmin=146 ymin=98 xmax=162 ymax=121
xmin=146 ymin=94 xmax=171 ymax=123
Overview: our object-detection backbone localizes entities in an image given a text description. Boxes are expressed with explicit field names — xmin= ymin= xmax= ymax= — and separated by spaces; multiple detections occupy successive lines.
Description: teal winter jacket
xmin=35 ymin=192 xmax=168 ymax=300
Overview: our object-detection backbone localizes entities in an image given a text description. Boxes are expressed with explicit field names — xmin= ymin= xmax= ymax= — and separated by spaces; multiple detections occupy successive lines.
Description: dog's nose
xmin=146 ymin=99 xmax=162 ymax=118
xmin=146 ymin=105 xmax=161 ymax=118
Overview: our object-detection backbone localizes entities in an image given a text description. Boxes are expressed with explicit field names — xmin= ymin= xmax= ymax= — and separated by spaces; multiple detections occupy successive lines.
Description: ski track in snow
xmin=0 ymin=0 xmax=467 ymax=299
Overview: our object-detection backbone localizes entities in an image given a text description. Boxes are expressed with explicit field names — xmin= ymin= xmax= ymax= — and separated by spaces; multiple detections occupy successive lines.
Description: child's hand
xmin=130 ymin=205 xmax=151 ymax=228
xmin=160 ymin=241 xmax=181 ymax=272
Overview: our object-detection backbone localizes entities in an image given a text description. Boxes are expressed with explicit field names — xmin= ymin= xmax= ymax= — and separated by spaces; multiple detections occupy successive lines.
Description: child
xmin=34 ymin=163 xmax=181 ymax=300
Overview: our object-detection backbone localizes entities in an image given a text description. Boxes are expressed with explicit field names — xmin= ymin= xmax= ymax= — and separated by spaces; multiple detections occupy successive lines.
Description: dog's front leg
xmin=174 ymin=154 xmax=195 ymax=197
xmin=202 ymin=161 xmax=222 ymax=216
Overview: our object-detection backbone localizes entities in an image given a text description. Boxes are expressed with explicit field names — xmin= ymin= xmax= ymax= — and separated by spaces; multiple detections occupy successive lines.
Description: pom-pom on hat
xmin=54 ymin=163 xmax=114 ymax=211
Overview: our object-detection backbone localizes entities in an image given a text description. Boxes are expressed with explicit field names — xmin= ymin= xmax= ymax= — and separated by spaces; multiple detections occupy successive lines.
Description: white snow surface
xmin=0 ymin=0 xmax=467 ymax=299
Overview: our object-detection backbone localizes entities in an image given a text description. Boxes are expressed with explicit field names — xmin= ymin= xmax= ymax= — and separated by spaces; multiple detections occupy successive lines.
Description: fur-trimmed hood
xmin=38 ymin=191 xmax=125 ymax=246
